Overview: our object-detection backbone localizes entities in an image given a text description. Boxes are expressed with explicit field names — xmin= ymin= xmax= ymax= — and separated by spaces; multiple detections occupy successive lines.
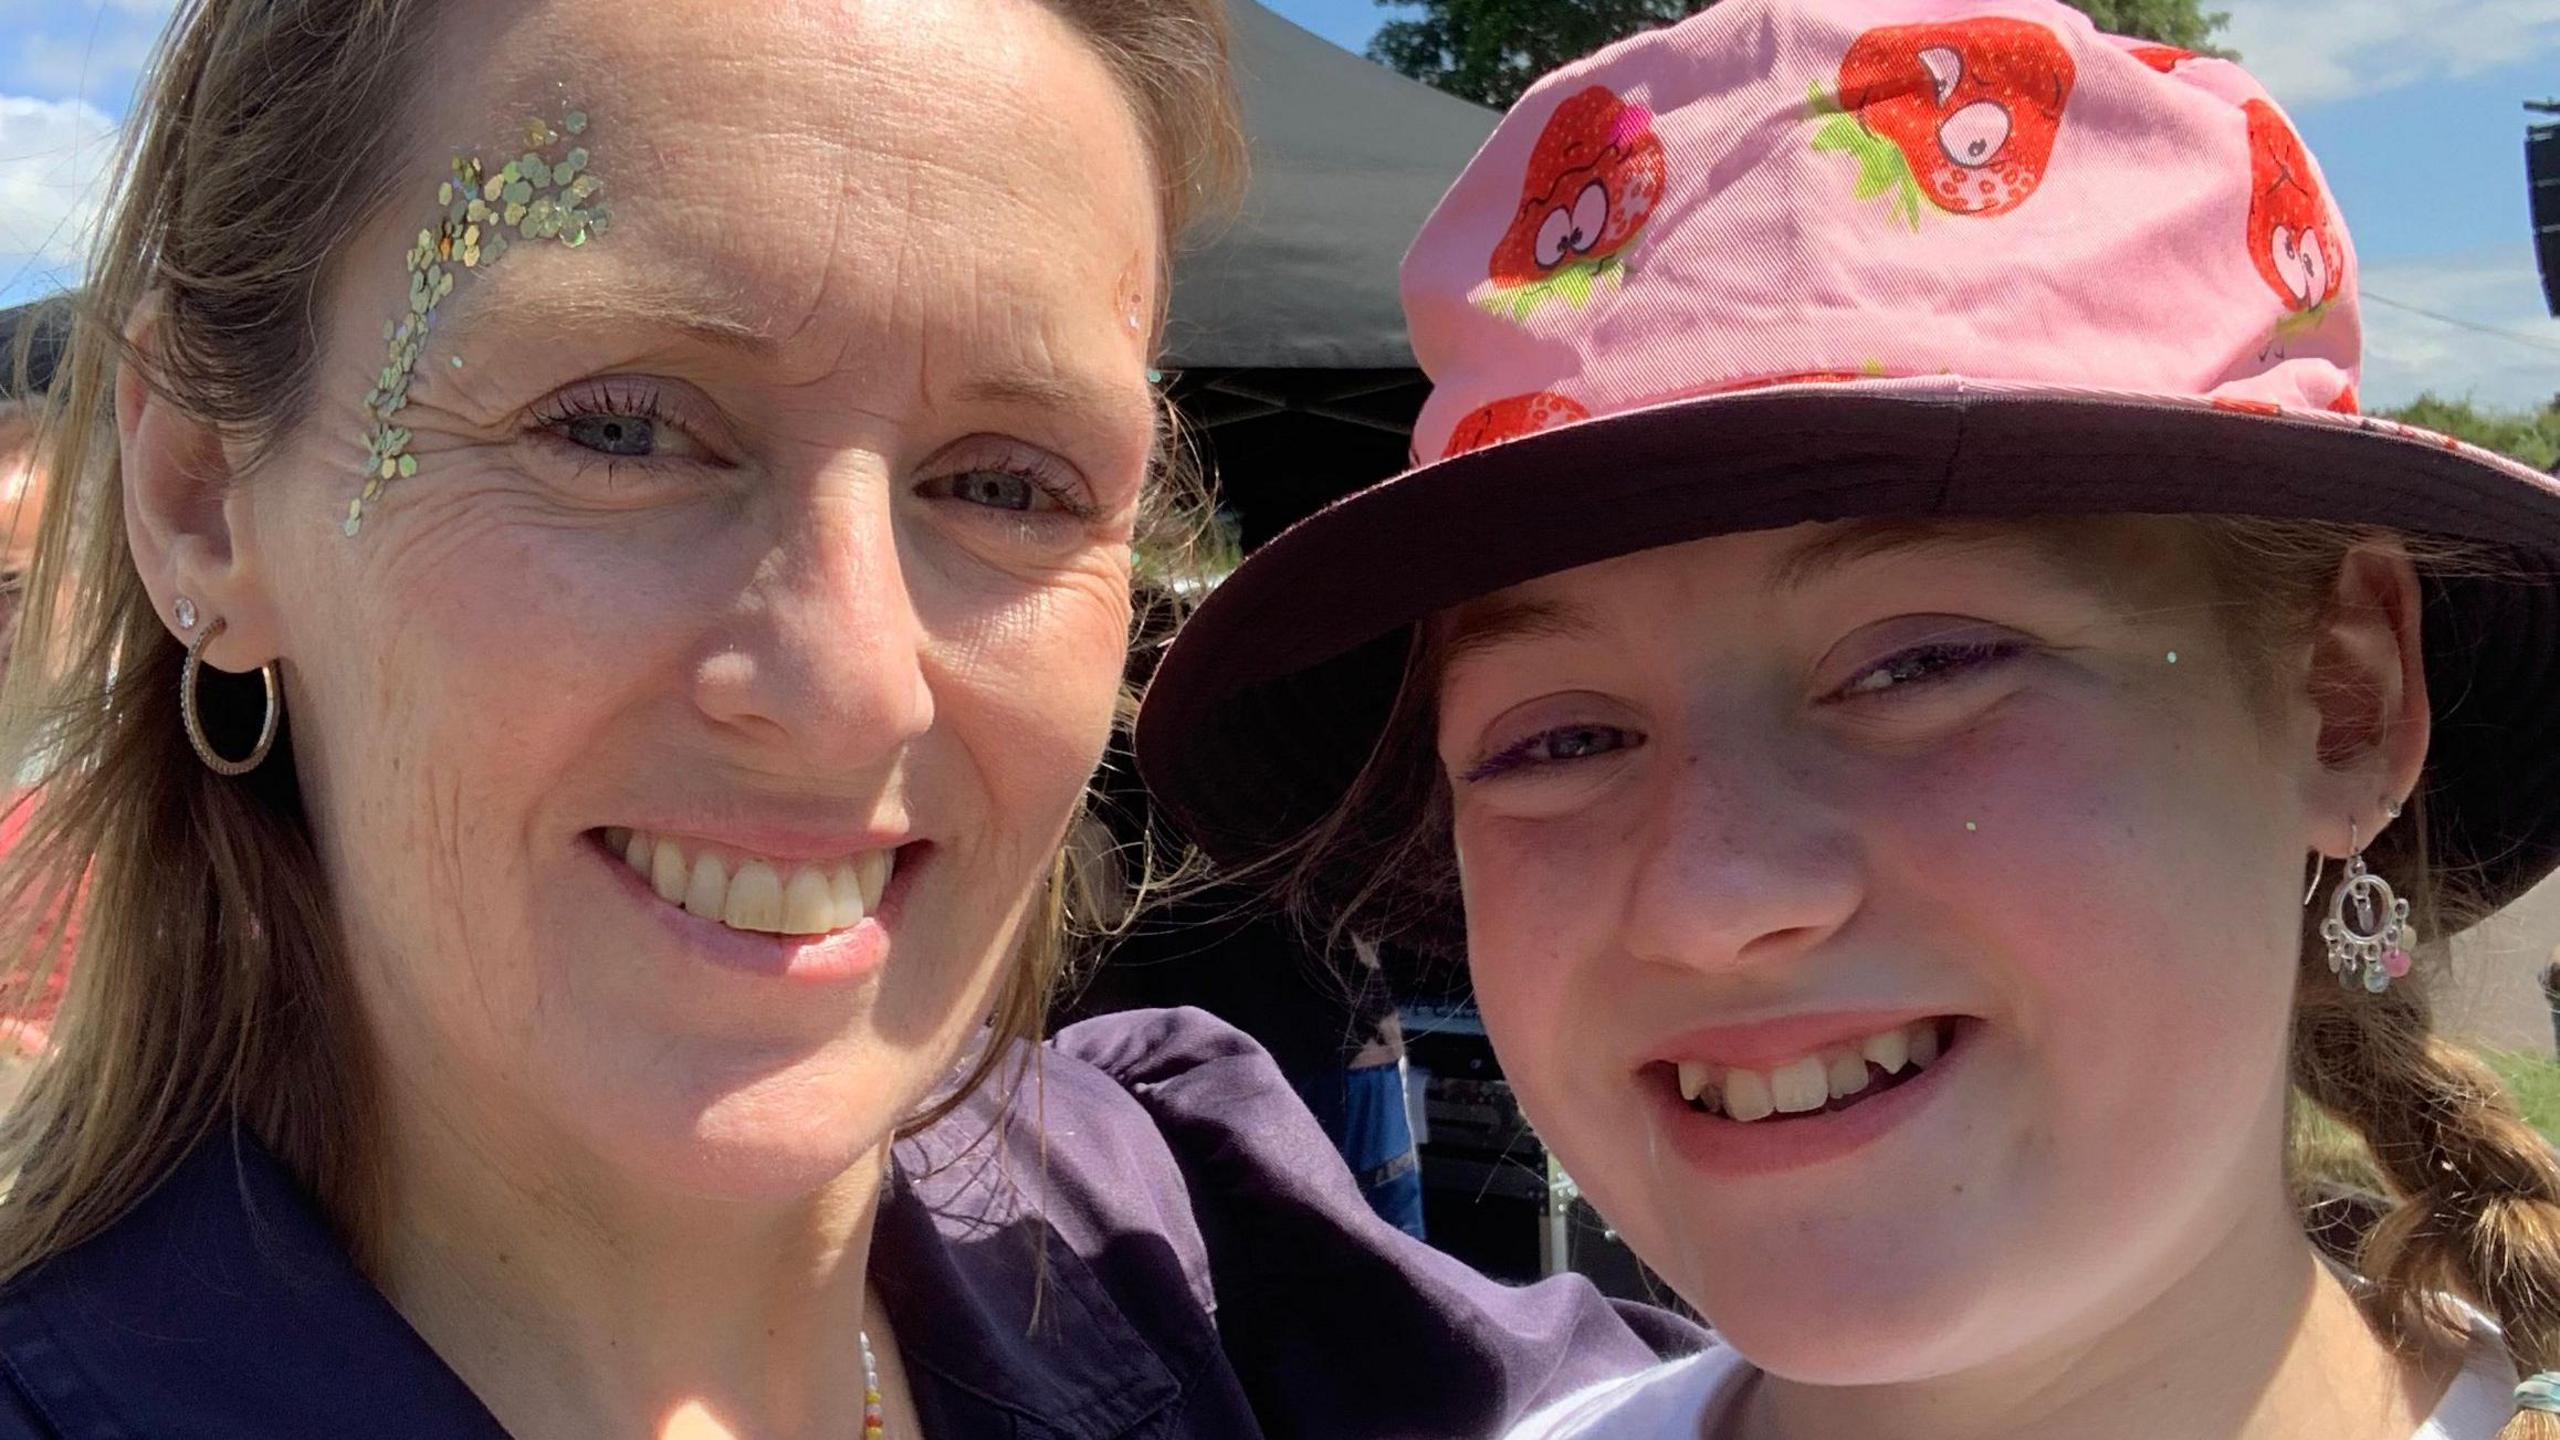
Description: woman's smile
xmin=587 ymin=825 xmax=927 ymax=983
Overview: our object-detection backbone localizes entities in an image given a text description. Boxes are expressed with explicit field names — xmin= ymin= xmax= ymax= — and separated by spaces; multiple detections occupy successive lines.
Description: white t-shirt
xmin=1509 ymin=1304 xmax=2518 ymax=1439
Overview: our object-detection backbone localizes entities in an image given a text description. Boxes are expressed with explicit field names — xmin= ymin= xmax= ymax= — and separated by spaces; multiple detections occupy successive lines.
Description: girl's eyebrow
xmin=1438 ymin=595 xmax=1601 ymax=673
xmin=1769 ymin=519 xmax=2109 ymax=601
xmin=1769 ymin=519 xmax=2016 ymax=593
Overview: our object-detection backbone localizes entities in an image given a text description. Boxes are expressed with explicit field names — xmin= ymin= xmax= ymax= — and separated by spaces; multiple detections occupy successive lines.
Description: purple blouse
xmin=0 ymin=1007 xmax=1698 ymax=1437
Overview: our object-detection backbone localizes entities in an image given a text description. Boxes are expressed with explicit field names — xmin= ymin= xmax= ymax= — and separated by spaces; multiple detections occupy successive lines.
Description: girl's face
xmin=1436 ymin=519 xmax=2345 ymax=1383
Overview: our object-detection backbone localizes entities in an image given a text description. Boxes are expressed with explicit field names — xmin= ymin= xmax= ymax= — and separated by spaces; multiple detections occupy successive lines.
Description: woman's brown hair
xmin=1277 ymin=515 xmax=2560 ymax=1437
xmin=0 ymin=0 xmax=1240 ymax=1281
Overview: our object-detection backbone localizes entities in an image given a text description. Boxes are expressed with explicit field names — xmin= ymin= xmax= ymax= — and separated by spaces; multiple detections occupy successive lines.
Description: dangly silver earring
xmin=2318 ymin=800 xmax=2414 ymax=994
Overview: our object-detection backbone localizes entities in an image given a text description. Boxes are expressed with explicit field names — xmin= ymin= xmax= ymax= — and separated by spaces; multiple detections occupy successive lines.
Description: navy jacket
xmin=0 ymin=1008 xmax=1698 ymax=1437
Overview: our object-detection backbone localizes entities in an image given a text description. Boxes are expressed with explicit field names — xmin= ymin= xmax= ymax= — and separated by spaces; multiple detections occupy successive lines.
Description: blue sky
xmin=4 ymin=0 xmax=2556 ymax=409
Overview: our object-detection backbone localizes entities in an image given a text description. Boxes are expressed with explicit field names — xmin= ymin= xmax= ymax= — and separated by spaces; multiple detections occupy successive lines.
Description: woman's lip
xmin=1643 ymin=1018 xmax=1977 ymax=1180
xmin=1641 ymin=1008 xmax=1961 ymax=1071
xmin=599 ymin=819 xmax=915 ymax=865
xmin=589 ymin=832 xmax=927 ymax=983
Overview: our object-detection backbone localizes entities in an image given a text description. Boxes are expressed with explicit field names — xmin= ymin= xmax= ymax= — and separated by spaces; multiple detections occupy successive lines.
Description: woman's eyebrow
xmin=432 ymin=266 xmax=777 ymax=359
xmin=951 ymin=367 xmax=1142 ymax=422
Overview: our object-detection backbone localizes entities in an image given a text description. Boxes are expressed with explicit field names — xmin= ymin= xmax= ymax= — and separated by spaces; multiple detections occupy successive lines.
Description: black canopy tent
xmin=1164 ymin=2 xmax=1497 ymax=548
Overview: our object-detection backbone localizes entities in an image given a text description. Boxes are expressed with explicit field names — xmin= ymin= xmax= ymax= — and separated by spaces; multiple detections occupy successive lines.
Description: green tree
xmin=1369 ymin=0 xmax=1712 ymax=109
xmin=2377 ymin=393 xmax=2560 ymax=472
xmin=1371 ymin=0 xmax=2232 ymax=111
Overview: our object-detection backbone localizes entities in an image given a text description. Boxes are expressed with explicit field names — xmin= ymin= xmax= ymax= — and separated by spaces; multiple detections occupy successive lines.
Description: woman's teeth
xmin=1674 ymin=1020 xmax=1948 ymax=1123
xmin=608 ymin=828 xmax=890 ymax=937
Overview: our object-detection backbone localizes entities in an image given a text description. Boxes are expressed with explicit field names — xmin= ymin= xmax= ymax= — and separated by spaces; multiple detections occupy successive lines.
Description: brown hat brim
xmin=1136 ymin=384 xmax=2560 ymax=920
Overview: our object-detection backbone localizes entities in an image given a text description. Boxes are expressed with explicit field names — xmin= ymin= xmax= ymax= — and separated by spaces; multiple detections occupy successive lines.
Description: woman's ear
xmin=118 ymin=294 xmax=281 ymax=666
xmin=2298 ymin=541 xmax=2430 ymax=855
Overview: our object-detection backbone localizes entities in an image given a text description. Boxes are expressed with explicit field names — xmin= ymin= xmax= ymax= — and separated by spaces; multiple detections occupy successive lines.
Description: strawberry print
xmin=2244 ymin=99 xmax=2343 ymax=319
xmin=2126 ymin=44 xmax=2195 ymax=73
xmin=1810 ymin=19 xmax=2076 ymax=227
xmin=1442 ymin=392 xmax=1591 ymax=459
xmin=1478 ymin=86 xmax=1667 ymax=324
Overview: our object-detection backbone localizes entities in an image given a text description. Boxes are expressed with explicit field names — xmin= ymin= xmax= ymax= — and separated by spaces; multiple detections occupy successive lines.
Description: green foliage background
xmin=1370 ymin=0 xmax=2233 ymax=109
xmin=2376 ymin=395 xmax=2560 ymax=472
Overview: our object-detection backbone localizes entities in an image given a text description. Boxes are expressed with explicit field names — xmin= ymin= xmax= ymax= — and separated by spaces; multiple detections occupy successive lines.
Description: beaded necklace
xmin=861 ymin=1329 xmax=885 ymax=1438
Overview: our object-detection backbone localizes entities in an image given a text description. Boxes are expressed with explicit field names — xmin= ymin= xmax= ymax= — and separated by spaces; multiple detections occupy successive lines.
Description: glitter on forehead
xmin=346 ymin=109 xmax=613 ymax=537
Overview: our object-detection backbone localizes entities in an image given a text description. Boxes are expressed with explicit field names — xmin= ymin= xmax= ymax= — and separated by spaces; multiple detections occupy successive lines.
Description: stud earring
xmin=2320 ymin=801 xmax=2413 ymax=994
xmin=174 ymin=596 xmax=198 ymax=632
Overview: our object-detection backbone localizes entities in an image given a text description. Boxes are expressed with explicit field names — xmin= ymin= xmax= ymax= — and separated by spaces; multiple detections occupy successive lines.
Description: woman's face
xmin=220 ymin=0 xmax=1161 ymax=1199
xmin=1436 ymin=519 xmax=2341 ymax=1383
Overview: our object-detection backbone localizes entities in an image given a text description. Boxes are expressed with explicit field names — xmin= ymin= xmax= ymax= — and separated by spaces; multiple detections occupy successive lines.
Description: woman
xmin=1136 ymin=1 xmax=2560 ymax=1436
xmin=0 ymin=0 xmax=1689 ymax=1434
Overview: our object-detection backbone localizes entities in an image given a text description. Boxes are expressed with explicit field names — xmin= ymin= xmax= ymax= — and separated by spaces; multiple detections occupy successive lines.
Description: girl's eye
xmin=1834 ymin=640 xmax=2021 ymax=699
xmin=1463 ymin=723 xmax=1646 ymax=783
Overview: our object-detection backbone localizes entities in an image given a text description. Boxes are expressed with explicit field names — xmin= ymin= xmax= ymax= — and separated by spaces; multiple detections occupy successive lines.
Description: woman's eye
xmin=915 ymin=443 xmax=1097 ymax=525
xmin=1835 ymin=640 xmax=2020 ymax=698
xmin=529 ymin=378 xmax=719 ymax=473
xmin=1463 ymin=723 xmax=1646 ymax=783
xmin=563 ymin=412 xmax=658 ymax=458
xmin=948 ymin=470 xmax=1045 ymax=512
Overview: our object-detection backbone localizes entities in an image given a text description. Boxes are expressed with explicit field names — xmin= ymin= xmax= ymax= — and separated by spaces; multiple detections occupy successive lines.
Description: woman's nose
xmin=1617 ymin=740 xmax=1863 ymax=977
xmin=691 ymin=492 xmax=935 ymax=769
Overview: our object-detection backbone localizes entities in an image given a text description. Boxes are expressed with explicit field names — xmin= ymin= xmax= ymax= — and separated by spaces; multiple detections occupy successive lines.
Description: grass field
xmin=2488 ymin=1050 xmax=2560 ymax=1141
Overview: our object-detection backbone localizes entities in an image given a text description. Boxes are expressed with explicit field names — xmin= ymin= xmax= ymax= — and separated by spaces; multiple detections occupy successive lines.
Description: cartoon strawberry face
xmin=1480 ymin=87 xmax=1667 ymax=318
xmin=1815 ymin=19 xmax=2076 ymax=224
xmin=2244 ymin=100 xmax=2343 ymax=313
xmin=1442 ymin=392 xmax=1591 ymax=459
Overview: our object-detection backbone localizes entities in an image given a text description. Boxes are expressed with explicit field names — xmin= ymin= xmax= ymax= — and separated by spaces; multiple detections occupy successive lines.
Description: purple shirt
xmin=0 ymin=1007 xmax=1697 ymax=1436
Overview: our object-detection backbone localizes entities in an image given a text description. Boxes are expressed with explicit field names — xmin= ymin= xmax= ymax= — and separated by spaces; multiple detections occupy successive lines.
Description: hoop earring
xmin=2320 ymin=803 xmax=2414 ymax=994
xmin=180 ymin=615 xmax=280 ymax=777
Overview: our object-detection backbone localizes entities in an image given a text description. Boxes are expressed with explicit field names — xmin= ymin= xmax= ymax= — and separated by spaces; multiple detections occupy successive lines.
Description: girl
xmin=1137 ymin=1 xmax=2560 ymax=1436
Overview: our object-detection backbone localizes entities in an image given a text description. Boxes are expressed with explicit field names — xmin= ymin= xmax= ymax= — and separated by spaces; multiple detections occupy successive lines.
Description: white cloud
xmin=0 ymin=94 xmax=117 ymax=299
xmin=2357 ymin=248 xmax=2560 ymax=413
xmin=2222 ymin=0 xmax=2560 ymax=106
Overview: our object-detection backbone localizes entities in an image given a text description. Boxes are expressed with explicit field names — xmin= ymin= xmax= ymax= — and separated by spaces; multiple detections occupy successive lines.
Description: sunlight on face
xmin=251 ymin=0 xmax=1162 ymax=1202
xmin=1439 ymin=518 xmax=2317 ymax=1382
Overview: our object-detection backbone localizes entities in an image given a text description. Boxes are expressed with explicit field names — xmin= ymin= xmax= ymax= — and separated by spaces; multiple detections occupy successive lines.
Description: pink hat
xmin=1139 ymin=0 xmax=2560 ymax=914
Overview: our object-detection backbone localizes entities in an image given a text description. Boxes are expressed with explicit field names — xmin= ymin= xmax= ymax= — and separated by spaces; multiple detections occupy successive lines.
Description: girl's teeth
xmin=1862 ymin=1026 xmax=1910 ymax=1074
xmin=1722 ymin=1067 xmax=1776 ymax=1123
xmin=1826 ymin=1049 xmax=1871 ymax=1099
xmin=616 ymin=828 xmax=891 ymax=937
xmin=1681 ymin=1020 xmax=1951 ymax=1124
xmin=1770 ymin=1056 xmax=1829 ymax=1114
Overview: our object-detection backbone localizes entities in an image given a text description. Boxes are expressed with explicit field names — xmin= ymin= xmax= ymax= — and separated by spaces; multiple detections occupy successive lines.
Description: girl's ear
xmin=119 ymin=294 xmax=283 ymax=667
xmin=2297 ymin=541 xmax=2430 ymax=855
